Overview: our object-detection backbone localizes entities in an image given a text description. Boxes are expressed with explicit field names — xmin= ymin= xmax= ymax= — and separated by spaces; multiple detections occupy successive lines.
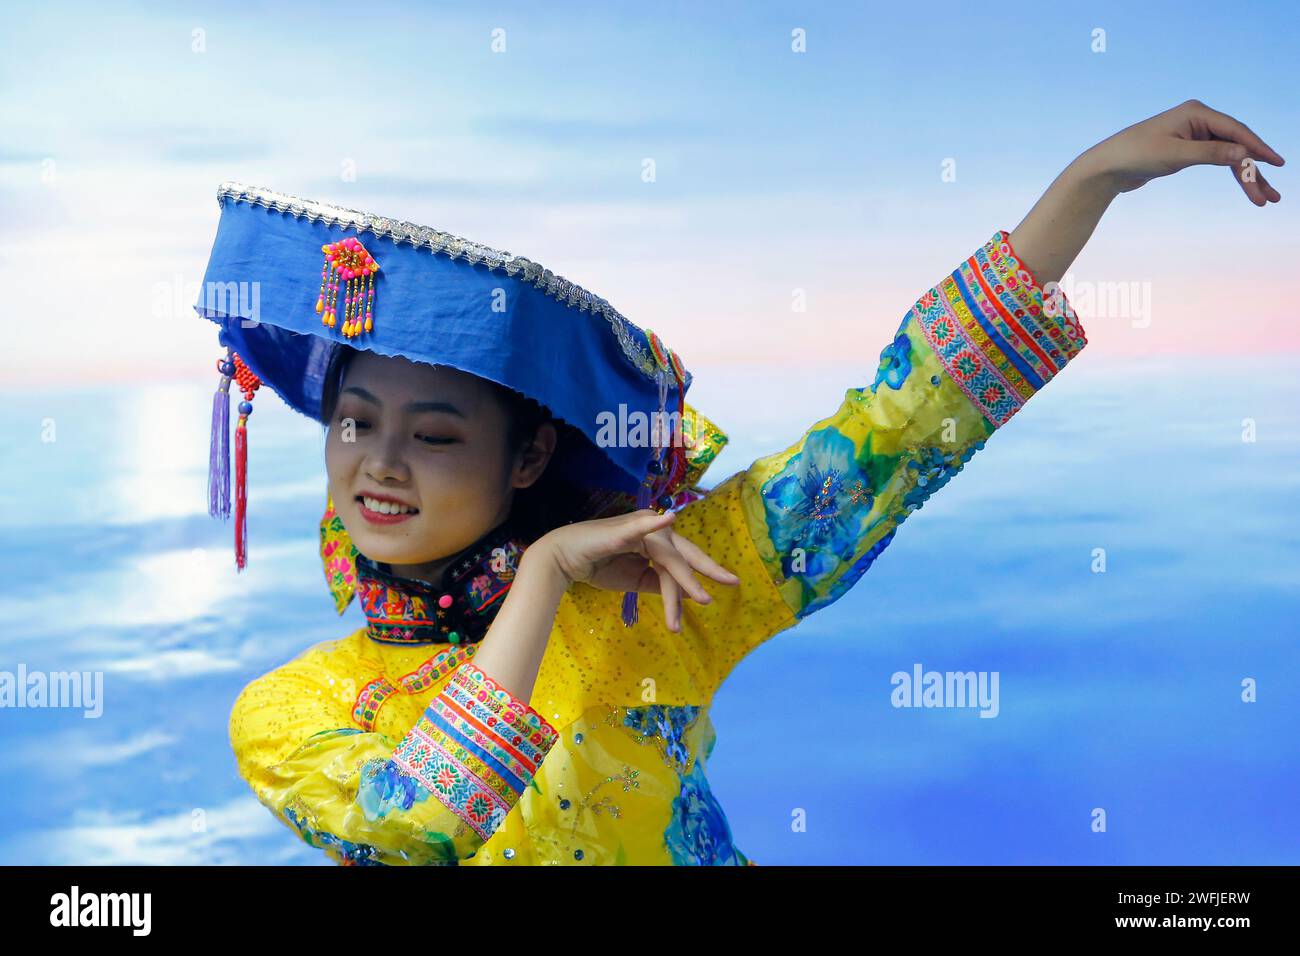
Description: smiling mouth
xmin=357 ymin=495 xmax=420 ymax=516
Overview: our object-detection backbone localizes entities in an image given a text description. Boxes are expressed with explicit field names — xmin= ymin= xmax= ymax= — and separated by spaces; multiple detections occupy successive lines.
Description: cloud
xmin=6 ymin=797 xmax=323 ymax=865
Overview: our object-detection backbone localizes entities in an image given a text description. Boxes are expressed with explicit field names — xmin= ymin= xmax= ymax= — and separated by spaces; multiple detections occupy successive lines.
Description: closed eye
xmin=417 ymin=435 xmax=458 ymax=446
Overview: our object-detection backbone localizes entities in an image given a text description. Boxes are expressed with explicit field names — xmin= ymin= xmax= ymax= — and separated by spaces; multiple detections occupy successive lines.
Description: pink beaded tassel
xmin=316 ymin=236 xmax=379 ymax=338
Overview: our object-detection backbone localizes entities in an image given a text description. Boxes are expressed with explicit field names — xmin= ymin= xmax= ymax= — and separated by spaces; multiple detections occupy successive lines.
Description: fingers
xmin=656 ymin=565 xmax=683 ymax=632
xmin=619 ymin=509 xmax=744 ymax=633
xmin=604 ymin=553 xmax=663 ymax=594
xmin=1174 ymin=136 xmax=1248 ymax=170
xmin=1180 ymin=100 xmax=1285 ymax=206
xmin=1188 ymin=100 xmax=1286 ymax=167
xmin=647 ymin=537 xmax=713 ymax=605
xmin=620 ymin=509 xmax=676 ymax=557
xmin=1169 ymin=138 xmax=1283 ymax=206
xmin=1235 ymin=161 xmax=1282 ymax=206
xmin=670 ymin=530 xmax=741 ymax=585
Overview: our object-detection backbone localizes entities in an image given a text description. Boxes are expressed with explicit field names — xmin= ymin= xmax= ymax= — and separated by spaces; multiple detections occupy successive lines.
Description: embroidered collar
xmin=354 ymin=519 xmax=528 ymax=646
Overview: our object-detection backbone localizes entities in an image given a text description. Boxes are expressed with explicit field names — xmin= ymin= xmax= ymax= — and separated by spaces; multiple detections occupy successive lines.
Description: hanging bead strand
xmin=315 ymin=260 xmax=329 ymax=324
xmin=364 ymin=269 xmax=374 ymax=333
xmin=230 ymin=354 xmax=262 ymax=571
xmin=344 ymin=275 xmax=355 ymax=337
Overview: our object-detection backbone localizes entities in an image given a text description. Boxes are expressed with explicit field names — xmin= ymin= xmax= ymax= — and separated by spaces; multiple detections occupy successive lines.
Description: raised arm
xmin=575 ymin=100 xmax=1283 ymax=705
xmin=1009 ymin=98 xmax=1283 ymax=287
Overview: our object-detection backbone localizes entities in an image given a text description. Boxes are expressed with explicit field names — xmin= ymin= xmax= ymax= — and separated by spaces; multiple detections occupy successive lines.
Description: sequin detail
xmin=622 ymin=705 xmax=704 ymax=772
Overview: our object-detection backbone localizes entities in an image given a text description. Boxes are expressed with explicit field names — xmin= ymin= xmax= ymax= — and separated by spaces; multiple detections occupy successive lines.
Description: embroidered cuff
xmin=390 ymin=661 xmax=559 ymax=841
xmin=912 ymin=229 xmax=1087 ymax=428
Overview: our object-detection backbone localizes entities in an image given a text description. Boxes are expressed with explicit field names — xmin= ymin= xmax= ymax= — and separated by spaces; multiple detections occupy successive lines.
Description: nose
xmin=362 ymin=427 xmax=411 ymax=484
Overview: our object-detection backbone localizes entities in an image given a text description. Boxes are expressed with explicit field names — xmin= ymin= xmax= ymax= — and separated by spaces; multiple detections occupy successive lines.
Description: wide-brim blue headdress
xmin=193 ymin=182 xmax=727 ymax=610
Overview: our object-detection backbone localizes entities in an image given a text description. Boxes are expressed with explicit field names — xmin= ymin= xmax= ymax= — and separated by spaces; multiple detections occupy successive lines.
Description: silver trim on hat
xmin=216 ymin=181 xmax=689 ymax=388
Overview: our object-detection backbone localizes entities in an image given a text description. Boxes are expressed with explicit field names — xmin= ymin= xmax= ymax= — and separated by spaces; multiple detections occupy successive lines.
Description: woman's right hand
xmin=534 ymin=509 xmax=740 ymax=632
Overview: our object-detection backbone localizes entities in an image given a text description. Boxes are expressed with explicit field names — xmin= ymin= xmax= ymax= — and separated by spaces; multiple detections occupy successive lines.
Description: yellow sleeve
xmin=607 ymin=229 xmax=1088 ymax=701
xmin=229 ymin=643 xmax=559 ymax=865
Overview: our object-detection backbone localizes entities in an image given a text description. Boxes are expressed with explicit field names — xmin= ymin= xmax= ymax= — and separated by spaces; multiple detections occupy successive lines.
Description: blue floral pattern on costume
xmin=356 ymin=757 xmax=433 ymax=819
xmin=624 ymin=705 xmax=701 ymax=771
xmin=872 ymin=331 xmax=913 ymax=392
xmin=283 ymin=805 xmax=383 ymax=866
xmin=759 ymin=427 xmax=880 ymax=617
xmin=663 ymin=758 xmax=745 ymax=866
xmin=800 ymin=527 xmax=897 ymax=619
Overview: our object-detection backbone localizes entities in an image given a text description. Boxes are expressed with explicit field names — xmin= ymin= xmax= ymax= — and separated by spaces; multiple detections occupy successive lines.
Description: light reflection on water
xmin=1 ymin=356 xmax=1297 ymax=864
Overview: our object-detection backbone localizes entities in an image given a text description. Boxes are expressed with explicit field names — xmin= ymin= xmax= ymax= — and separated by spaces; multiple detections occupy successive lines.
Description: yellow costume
xmin=228 ymin=229 xmax=1086 ymax=865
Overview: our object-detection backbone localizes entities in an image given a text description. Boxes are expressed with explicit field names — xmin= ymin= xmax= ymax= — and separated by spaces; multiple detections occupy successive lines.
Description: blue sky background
xmin=0 ymin=2 xmax=1297 ymax=865
xmin=1 ymin=0 xmax=1297 ymax=388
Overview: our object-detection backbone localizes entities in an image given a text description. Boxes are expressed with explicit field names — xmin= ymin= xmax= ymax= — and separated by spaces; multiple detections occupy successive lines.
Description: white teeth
xmin=361 ymin=496 xmax=417 ymax=515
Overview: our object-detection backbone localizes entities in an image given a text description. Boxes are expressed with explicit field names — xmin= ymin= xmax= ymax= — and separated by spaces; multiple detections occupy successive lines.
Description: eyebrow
xmin=342 ymin=386 xmax=467 ymax=418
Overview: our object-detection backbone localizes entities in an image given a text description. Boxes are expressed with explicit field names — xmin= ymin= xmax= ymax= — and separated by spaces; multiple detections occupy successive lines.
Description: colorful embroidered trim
xmin=350 ymin=645 xmax=480 ymax=732
xmin=357 ymin=574 xmax=435 ymax=644
xmin=912 ymin=231 xmax=1086 ymax=428
xmin=354 ymin=520 xmax=526 ymax=645
xmin=320 ymin=496 xmax=359 ymax=615
xmin=436 ymin=664 xmax=555 ymax=769
xmin=398 ymin=645 xmax=478 ymax=694
xmin=352 ymin=676 xmax=397 ymax=731
xmin=390 ymin=662 xmax=559 ymax=841
xmin=985 ymin=229 xmax=1087 ymax=362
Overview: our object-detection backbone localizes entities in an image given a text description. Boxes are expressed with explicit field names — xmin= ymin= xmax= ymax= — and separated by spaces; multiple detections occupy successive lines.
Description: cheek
xmin=413 ymin=451 xmax=506 ymax=509
xmin=411 ymin=455 xmax=475 ymax=502
xmin=324 ymin=432 xmax=362 ymax=486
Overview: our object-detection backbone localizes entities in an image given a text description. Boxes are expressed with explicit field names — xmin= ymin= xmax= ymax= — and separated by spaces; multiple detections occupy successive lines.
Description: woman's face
xmin=325 ymin=351 xmax=554 ymax=582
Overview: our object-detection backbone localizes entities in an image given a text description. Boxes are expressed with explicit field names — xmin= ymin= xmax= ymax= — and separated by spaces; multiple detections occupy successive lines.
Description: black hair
xmin=319 ymin=344 xmax=590 ymax=543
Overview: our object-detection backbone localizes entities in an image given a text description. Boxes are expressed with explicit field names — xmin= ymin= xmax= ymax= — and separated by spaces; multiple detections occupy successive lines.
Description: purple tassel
xmin=622 ymin=372 xmax=668 ymax=627
xmin=620 ymin=589 xmax=639 ymax=627
xmin=620 ymin=479 xmax=656 ymax=626
xmin=208 ymin=378 xmax=231 ymax=519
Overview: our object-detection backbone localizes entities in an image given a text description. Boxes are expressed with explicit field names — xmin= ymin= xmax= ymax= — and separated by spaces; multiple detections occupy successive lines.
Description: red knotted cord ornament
xmin=230 ymin=354 xmax=261 ymax=570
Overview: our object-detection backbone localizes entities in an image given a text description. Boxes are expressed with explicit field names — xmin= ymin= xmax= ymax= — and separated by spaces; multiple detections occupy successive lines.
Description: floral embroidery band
xmin=913 ymin=230 xmax=1085 ymax=427
xmin=390 ymin=662 xmax=559 ymax=841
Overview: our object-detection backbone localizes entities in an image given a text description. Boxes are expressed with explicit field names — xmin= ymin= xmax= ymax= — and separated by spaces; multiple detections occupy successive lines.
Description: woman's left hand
xmin=536 ymin=509 xmax=740 ymax=633
xmin=1079 ymin=99 xmax=1285 ymax=204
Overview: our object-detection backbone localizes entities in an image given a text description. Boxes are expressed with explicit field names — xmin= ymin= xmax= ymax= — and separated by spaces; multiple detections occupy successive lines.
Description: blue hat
xmin=192 ymin=182 xmax=728 ymax=614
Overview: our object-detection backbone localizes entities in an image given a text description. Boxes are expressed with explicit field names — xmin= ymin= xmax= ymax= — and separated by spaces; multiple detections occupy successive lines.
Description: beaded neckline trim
xmin=353 ymin=518 xmax=528 ymax=646
xmin=215 ymin=181 xmax=691 ymax=389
